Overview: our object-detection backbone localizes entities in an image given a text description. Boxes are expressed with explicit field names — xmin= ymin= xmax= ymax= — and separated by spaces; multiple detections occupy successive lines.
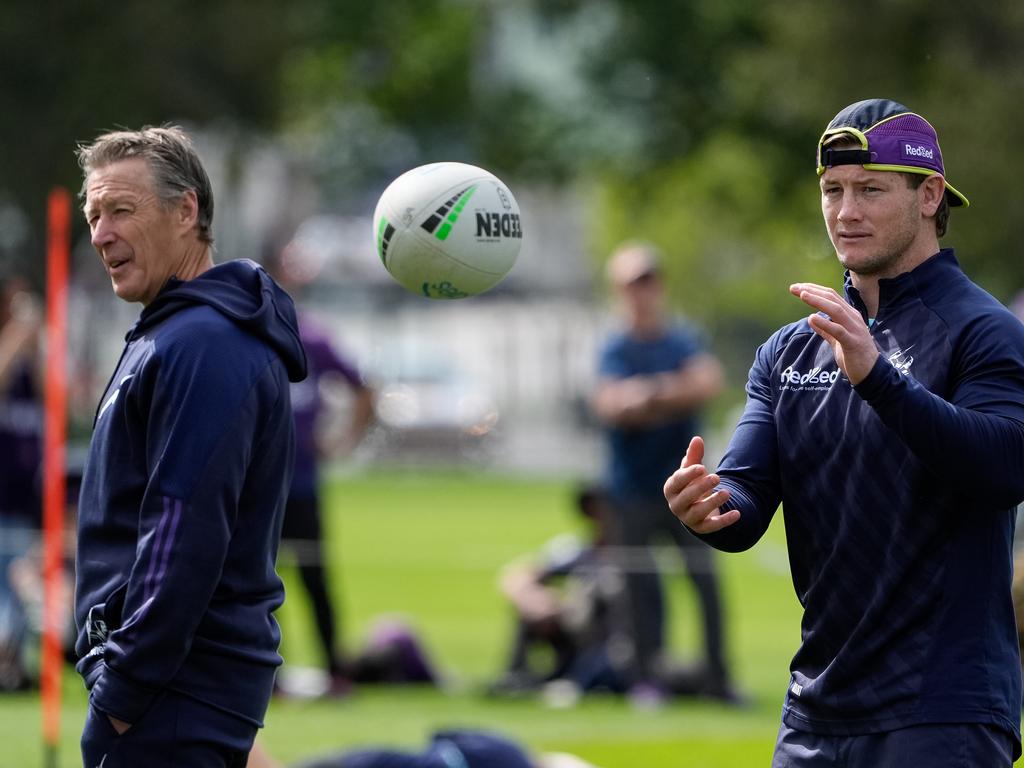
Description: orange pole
xmin=42 ymin=187 xmax=70 ymax=763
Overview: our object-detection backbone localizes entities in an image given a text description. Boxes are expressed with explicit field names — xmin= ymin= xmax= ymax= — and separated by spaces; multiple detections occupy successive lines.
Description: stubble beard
xmin=838 ymin=244 xmax=907 ymax=278
xmin=835 ymin=210 xmax=920 ymax=280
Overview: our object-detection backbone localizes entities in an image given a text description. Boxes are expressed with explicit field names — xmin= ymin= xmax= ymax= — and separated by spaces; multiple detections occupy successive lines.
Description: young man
xmin=665 ymin=98 xmax=1024 ymax=766
xmin=592 ymin=243 xmax=742 ymax=705
xmin=74 ymin=126 xmax=307 ymax=767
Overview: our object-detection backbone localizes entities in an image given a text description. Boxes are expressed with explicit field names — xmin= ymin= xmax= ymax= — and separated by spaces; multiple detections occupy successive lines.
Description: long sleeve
xmin=855 ymin=311 xmax=1024 ymax=510
xmin=692 ymin=338 xmax=783 ymax=553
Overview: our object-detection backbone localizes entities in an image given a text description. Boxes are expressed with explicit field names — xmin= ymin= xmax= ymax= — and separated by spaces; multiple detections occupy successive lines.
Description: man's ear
xmin=176 ymin=189 xmax=200 ymax=233
xmin=919 ymin=174 xmax=946 ymax=218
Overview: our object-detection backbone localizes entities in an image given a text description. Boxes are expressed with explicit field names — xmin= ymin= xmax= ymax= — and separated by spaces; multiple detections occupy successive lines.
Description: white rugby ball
xmin=372 ymin=162 xmax=523 ymax=299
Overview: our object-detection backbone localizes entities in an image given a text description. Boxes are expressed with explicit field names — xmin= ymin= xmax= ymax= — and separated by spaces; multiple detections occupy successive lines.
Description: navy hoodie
xmin=74 ymin=259 xmax=307 ymax=727
xmin=695 ymin=250 xmax=1024 ymax=753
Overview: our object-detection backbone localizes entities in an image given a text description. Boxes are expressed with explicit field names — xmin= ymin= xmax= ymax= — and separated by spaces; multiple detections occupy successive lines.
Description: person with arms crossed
xmin=74 ymin=126 xmax=307 ymax=768
xmin=665 ymin=98 xmax=1024 ymax=766
xmin=592 ymin=243 xmax=742 ymax=705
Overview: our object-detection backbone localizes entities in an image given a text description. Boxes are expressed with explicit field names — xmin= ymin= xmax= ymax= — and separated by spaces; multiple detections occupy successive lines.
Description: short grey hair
xmin=76 ymin=125 xmax=215 ymax=245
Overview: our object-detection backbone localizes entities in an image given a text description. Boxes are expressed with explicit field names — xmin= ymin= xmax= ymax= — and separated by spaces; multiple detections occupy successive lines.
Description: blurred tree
xmin=279 ymin=0 xmax=486 ymax=210
xmin=720 ymin=0 xmax=1024 ymax=302
xmin=0 ymin=0 xmax=310 ymax=281
xmin=5 ymin=0 xmax=1022 ymax=339
xmin=276 ymin=0 xmax=1024 ymax=315
xmin=579 ymin=0 xmax=1024 ymax=358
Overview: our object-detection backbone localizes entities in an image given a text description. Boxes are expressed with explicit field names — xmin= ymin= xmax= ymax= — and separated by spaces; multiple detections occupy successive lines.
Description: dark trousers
xmin=610 ymin=494 xmax=727 ymax=683
xmin=81 ymin=689 xmax=257 ymax=768
xmin=281 ymin=495 xmax=343 ymax=676
xmin=772 ymin=721 xmax=1016 ymax=768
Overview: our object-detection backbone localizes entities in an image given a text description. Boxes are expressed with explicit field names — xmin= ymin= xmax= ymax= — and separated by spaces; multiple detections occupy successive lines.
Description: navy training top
xmin=695 ymin=250 xmax=1024 ymax=754
xmin=74 ymin=259 xmax=307 ymax=727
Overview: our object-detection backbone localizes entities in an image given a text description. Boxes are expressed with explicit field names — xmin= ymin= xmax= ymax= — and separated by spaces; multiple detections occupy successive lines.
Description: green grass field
xmin=0 ymin=469 xmax=804 ymax=768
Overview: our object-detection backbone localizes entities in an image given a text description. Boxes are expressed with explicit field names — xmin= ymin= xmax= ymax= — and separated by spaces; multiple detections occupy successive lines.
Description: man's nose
xmin=837 ymin=191 xmax=862 ymax=221
xmin=91 ymin=217 xmax=115 ymax=249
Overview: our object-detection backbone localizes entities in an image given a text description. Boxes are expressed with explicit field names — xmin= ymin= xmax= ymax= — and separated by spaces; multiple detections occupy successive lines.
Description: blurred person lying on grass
xmin=245 ymin=727 xmax=601 ymax=768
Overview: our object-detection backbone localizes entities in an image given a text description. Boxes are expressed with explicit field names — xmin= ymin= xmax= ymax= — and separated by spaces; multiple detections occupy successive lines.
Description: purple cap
xmin=816 ymin=98 xmax=968 ymax=207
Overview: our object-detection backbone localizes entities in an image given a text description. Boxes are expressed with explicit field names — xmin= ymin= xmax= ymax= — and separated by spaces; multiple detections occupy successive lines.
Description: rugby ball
xmin=372 ymin=162 xmax=522 ymax=298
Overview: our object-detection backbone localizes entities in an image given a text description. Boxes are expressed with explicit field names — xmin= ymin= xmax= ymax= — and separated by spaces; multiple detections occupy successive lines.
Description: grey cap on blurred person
xmin=605 ymin=242 xmax=661 ymax=286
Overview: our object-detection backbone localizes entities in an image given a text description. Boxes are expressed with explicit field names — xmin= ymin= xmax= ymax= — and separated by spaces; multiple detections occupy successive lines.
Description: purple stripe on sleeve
xmin=153 ymin=498 xmax=183 ymax=591
xmin=143 ymin=496 xmax=173 ymax=603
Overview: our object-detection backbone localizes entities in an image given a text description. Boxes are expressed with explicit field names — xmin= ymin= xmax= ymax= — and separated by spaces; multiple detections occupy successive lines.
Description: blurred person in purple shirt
xmin=269 ymin=240 xmax=375 ymax=695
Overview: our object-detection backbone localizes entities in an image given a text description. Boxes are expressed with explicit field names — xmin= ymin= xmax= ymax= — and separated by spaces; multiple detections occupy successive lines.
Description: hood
xmin=132 ymin=259 xmax=307 ymax=382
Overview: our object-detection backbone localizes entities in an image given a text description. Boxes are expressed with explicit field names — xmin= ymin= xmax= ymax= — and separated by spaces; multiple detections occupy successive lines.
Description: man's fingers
xmin=682 ymin=435 xmax=704 ymax=468
xmin=689 ymin=507 xmax=741 ymax=535
xmin=668 ymin=487 xmax=734 ymax=531
xmin=793 ymin=287 xmax=848 ymax=318
xmin=659 ymin=462 xmax=708 ymax=499
xmin=790 ymin=283 xmax=845 ymax=306
xmin=665 ymin=472 xmax=733 ymax=522
xmin=666 ymin=438 xmax=740 ymax=535
xmin=793 ymin=286 xmax=870 ymax=341
xmin=790 ymin=282 xmax=841 ymax=301
xmin=807 ymin=313 xmax=843 ymax=341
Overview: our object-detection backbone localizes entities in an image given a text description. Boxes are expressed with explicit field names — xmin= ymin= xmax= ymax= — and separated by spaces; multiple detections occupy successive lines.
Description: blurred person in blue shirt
xmin=592 ymin=242 xmax=742 ymax=706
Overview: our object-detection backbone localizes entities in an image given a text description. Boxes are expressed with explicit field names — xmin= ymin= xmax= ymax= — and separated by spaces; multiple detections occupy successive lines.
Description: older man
xmin=74 ymin=126 xmax=306 ymax=768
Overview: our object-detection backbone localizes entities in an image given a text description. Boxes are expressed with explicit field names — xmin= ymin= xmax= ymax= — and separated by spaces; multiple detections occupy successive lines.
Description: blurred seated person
xmin=488 ymin=486 xmax=633 ymax=698
xmin=488 ymin=486 xmax=744 ymax=706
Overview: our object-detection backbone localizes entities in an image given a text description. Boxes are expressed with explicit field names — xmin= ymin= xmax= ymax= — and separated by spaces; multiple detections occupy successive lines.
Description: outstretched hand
xmin=789 ymin=283 xmax=878 ymax=386
xmin=663 ymin=436 xmax=739 ymax=534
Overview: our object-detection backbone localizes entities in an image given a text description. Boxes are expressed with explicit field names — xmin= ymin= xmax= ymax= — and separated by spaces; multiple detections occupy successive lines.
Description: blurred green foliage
xmin=0 ymin=0 xmax=301 ymax=270
xmin=4 ymin=0 xmax=1023 ymax=343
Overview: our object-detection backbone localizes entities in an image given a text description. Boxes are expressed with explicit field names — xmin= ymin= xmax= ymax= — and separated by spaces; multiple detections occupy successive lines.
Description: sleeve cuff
xmin=89 ymin=662 xmax=160 ymax=724
xmin=853 ymin=355 xmax=900 ymax=405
